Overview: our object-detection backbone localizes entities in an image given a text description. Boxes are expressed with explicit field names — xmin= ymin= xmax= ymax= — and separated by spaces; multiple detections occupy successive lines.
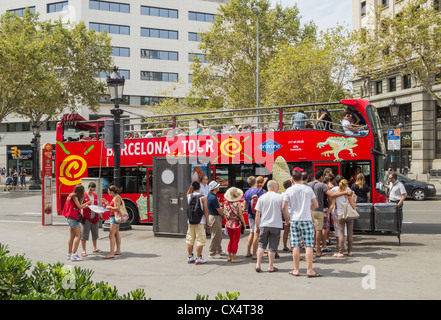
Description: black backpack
xmin=187 ymin=194 xmax=204 ymax=225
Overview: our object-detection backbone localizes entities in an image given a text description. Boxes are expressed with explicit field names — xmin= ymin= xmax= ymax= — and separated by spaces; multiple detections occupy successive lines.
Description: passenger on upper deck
xmin=290 ymin=110 xmax=308 ymax=129
xmin=145 ymin=130 xmax=156 ymax=138
xmin=341 ymin=113 xmax=358 ymax=136
xmin=316 ymin=108 xmax=333 ymax=131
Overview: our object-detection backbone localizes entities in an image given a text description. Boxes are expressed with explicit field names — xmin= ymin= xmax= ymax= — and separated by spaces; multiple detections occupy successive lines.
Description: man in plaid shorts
xmin=282 ymin=170 xmax=321 ymax=278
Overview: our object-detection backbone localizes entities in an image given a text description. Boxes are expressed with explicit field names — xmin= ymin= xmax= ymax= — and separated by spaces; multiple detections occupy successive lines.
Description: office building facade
xmin=0 ymin=0 xmax=223 ymax=173
xmin=352 ymin=0 xmax=441 ymax=176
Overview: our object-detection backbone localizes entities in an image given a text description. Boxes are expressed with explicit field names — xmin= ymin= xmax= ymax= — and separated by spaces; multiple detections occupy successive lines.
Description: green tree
xmin=0 ymin=9 xmax=113 ymax=127
xmin=188 ymin=0 xmax=316 ymax=110
xmin=264 ymin=25 xmax=353 ymax=106
xmin=353 ymin=0 xmax=441 ymax=105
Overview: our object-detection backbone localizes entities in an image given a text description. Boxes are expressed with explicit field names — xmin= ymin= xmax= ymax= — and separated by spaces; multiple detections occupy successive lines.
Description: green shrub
xmin=0 ymin=243 xmax=147 ymax=300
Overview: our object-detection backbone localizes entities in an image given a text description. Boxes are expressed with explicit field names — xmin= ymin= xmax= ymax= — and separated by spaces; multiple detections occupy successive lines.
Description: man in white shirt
xmin=254 ymin=180 xmax=285 ymax=273
xmin=342 ymin=113 xmax=358 ymax=136
xmin=383 ymin=172 xmax=407 ymax=230
xmin=283 ymin=170 xmax=320 ymax=277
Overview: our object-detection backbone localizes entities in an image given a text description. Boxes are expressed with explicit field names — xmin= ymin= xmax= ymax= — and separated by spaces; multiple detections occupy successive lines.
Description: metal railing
xmin=63 ymin=102 xmax=371 ymax=141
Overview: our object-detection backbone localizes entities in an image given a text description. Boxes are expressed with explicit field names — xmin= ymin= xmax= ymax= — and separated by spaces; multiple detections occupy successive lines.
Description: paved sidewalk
xmin=1 ymin=217 xmax=440 ymax=300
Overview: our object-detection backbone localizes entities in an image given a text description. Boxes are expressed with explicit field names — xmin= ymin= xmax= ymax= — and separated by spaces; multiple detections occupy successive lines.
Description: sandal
xmin=255 ymin=267 xmax=262 ymax=273
xmin=81 ymin=252 xmax=88 ymax=257
xmin=307 ymin=272 xmax=322 ymax=278
xmin=288 ymin=270 xmax=300 ymax=276
xmin=93 ymin=249 xmax=103 ymax=253
xmin=268 ymin=267 xmax=278 ymax=273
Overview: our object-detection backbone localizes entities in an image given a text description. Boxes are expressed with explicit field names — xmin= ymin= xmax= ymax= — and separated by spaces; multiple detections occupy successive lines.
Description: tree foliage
xmin=0 ymin=9 xmax=113 ymax=127
xmin=188 ymin=0 xmax=317 ymax=110
xmin=264 ymin=25 xmax=353 ymax=106
xmin=353 ymin=0 xmax=441 ymax=105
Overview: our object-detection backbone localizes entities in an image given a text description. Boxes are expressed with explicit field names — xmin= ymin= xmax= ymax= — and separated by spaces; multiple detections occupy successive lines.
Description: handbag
xmin=114 ymin=196 xmax=129 ymax=223
xmin=342 ymin=201 xmax=359 ymax=220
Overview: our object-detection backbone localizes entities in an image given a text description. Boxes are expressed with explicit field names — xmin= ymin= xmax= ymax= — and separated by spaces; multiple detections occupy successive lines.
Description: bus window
xmin=340 ymin=161 xmax=371 ymax=187
xmin=88 ymin=168 xmax=114 ymax=192
xmin=313 ymin=164 xmax=340 ymax=177
xmin=122 ymin=167 xmax=147 ymax=193
xmin=215 ymin=165 xmax=229 ymax=193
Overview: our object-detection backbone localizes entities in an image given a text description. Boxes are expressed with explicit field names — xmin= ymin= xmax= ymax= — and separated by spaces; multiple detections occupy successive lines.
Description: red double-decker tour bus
xmin=55 ymin=99 xmax=388 ymax=225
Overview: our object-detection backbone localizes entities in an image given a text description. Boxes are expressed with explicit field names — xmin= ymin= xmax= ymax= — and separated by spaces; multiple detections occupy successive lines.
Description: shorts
xmin=290 ymin=220 xmax=315 ymax=248
xmin=323 ymin=213 xmax=330 ymax=231
xmin=258 ymin=227 xmax=280 ymax=252
xmin=67 ymin=217 xmax=80 ymax=229
xmin=248 ymin=217 xmax=256 ymax=233
xmin=312 ymin=210 xmax=324 ymax=231
xmin=186 ymin=224 xmax=206 ymax=247
xmin=81 ymin=219 xmax=99 ymax=241
xmin=108 ymin=215 xmax=120 ymax=226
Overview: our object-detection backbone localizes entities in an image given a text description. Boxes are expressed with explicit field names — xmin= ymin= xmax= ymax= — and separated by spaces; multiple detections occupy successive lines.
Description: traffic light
xmin=11 ymin=146 xmax=20 ymax=158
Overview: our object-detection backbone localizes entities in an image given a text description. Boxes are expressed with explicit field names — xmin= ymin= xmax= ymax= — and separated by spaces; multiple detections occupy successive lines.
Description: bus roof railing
xmin=61 ymin=100 xmax=371 ymax=140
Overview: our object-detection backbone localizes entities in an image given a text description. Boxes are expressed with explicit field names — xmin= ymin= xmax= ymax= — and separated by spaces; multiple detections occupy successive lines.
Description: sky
xmin=269 ymin=0 xmax=353 ymax=31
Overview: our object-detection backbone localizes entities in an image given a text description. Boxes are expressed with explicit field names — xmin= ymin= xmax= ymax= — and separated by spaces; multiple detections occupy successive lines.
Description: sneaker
xmin=187 ymin=254 xmax=195 ymax=263
xmin=67 ymin=253 xmax=71 ymax=260
xmin=70 ymin=253 xmax=82 ymax=261
xmin=210 ymin=254 xmax=221 ymax=259
xmin=195 ymin=256 xmax=207 ymax=265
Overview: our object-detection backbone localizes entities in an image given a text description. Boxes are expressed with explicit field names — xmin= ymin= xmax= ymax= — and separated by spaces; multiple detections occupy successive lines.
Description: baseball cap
xmin=208 ymin=181 xmax=220 ymax=191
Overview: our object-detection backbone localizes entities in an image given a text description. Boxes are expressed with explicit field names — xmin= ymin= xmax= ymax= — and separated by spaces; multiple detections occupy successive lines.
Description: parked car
xmin=387 ymin=171 xmax=437 ymax=201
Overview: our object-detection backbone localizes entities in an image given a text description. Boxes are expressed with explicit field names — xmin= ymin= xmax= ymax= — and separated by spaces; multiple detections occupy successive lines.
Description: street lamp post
xmin=29 ymin=122 xmax=41 ymax=190
xmin=252 ymin=6 xmax=260 ymax=128
xmin=389 ymin=98 xmax=403 ymax=173
xmin=107 ymin=67 xmax=125 ymax=189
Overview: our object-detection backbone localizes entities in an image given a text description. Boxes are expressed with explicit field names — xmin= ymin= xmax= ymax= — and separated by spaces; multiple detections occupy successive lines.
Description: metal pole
xmin=111 ymin=104 xmax=123 ymax=188
xmin=256 ymin=14 xmax=260 ymax=128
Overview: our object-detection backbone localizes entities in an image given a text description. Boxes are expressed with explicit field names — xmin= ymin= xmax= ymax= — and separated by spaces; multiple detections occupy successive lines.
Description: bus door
xmin=146 ymin=167 xmax=153 ymax=222
xmin=313 ymin=163 xmax=340 ymax=177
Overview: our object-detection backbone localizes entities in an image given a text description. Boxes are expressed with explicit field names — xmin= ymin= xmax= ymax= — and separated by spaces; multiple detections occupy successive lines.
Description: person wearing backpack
xmin=244 ymin=176 xmax=266 ymax=259
xmin=186 ymin=181 xmax=211 ymax=265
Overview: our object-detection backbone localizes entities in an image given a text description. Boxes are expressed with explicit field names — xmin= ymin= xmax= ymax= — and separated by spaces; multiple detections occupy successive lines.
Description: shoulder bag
xmin=114 ymin=196 xmax=129 ymax=223
xmin=342 ymin=200 xmax=359 ymax=220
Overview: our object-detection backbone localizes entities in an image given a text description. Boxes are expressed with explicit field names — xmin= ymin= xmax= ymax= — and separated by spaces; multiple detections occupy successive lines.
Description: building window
xmin=188 ymin=53 xmax=208 ymax=63
xmin=90 ymin=22 xmax=130 ymax=35
xmin=141 ymin=28 xmax=178 ymax=40
xmin=381 ymin=0 xmax=389 ymax=7
xmin=361 ymin=1 xmax=367 ymax=16
xmin=188 ymin=32 xmax=202 ymax=42
xmin=100 ymin=69 xmax=130 ymax=79
xmin=111 ymin=47 xmax=130 ymax=57
xmin=89 ymin=1 xmax=130 ymax=13
xmin=403 ymin=75 xmax=412 ymax=89
xmin=47 ymin=1 xmax=68 ymax=13
xmin=141 ymin=6 xmax=178 ymax=18
xmin=375 ymin=80 xmax=383 ymax=94
xmin=8 ymin=6 xmax=36 ymax=16
xmin=140 ymin=71 xmax=178 ymax=82
xmin=141 ymin=49 xmax=178 ymax=61
xmin=188 ymin=11 xmax=215 ymax=22
xmin=6 ymin=122 xmax=31 ymax=132
xmin=389 ymin=77 xmax=396 ymax=92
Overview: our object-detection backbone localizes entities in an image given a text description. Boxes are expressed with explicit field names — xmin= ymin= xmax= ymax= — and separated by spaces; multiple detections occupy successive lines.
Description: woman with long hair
xmin=331 ymin=179 xmax=356 ymax=257
xmin=63 ymin=184 xmax=91 ymax=261
xmin=102 ymin=185 xmax=123 ymax=259
xmin=351 ymin=173 xmax=370 ymax=203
